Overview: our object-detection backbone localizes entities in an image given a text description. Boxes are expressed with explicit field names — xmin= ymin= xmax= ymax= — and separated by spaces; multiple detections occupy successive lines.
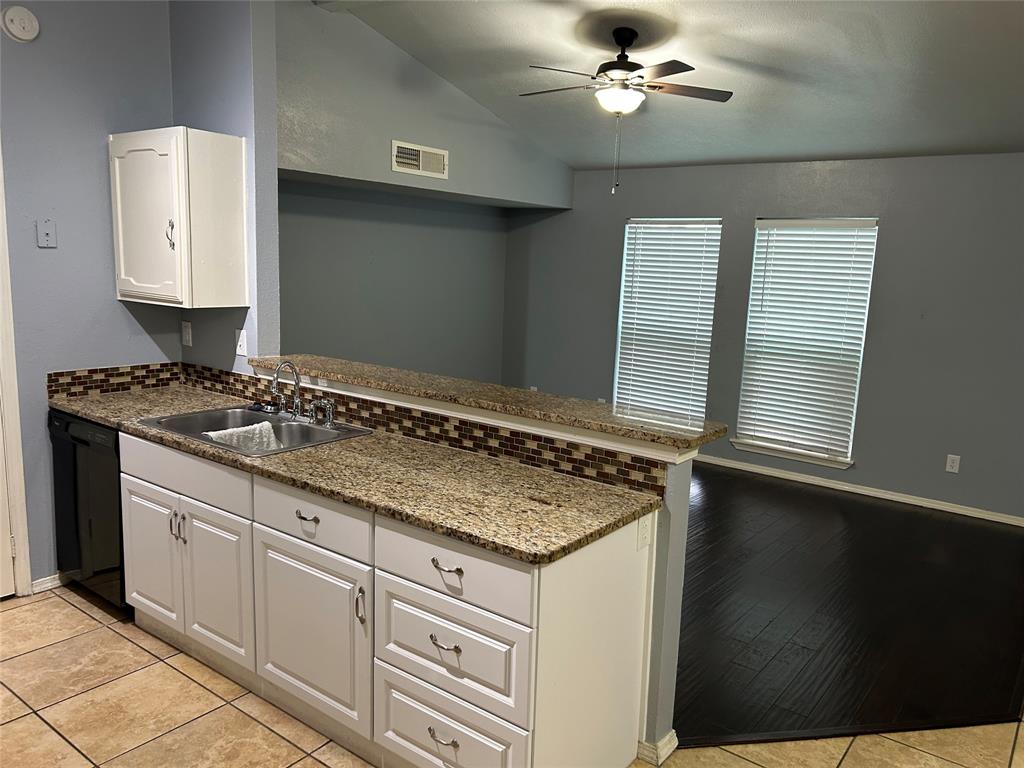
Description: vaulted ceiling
xmin=342 ymin=0 xmax=1024 ymax=168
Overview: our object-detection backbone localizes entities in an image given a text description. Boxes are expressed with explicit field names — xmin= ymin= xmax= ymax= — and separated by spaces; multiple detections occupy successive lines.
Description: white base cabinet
xmin=120 ymin=473 xmax=256 ymax=670
xmin=121 ymin=475 xmax=185 ymax=631
xmin=181 ymin=497 xmax=255 ymax=668
xmin=253 ymin=523 xmax=373 ymax=739
xmin=118 ymin=435 xmax=654 ymax=768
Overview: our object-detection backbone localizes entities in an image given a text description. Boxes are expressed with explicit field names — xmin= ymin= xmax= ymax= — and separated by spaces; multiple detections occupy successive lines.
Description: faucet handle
xmin=308 ymin=398 xmax=335 ymax=426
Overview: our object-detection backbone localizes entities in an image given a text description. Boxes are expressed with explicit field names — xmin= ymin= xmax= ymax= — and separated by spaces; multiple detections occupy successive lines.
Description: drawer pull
xmin=177 ymin=513 xmax=187 ymax=544
xmin=169 ymin=511 xmax=179 ymax=540
xmin=428 ymin=633 xmax=462 ymax=655
xmin=430 ymin=556 xmax=464 ymax=578
xmin=295 ymin=509 xmax=321 ymax=525
xmin=355 ymin=587 xmax=366 ymax=625
xmin=427 ymin=726 xmax=459 ymax=749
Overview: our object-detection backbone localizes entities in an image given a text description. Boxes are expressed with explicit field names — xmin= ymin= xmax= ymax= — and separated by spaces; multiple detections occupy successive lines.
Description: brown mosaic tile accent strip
xmin=180 ymin=363 xmax=668 ymax=495
xmin=46 ymin=362 xmax=182 ymax=399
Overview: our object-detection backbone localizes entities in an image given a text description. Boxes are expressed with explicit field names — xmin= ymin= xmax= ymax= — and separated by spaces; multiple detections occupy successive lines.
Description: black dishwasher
xmin=49 ymin=410 xmax=127 ymax=608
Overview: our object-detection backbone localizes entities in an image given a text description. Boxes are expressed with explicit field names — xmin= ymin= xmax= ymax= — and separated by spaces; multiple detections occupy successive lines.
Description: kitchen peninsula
xmin=46 ymin=356 xmax=726 ymax=768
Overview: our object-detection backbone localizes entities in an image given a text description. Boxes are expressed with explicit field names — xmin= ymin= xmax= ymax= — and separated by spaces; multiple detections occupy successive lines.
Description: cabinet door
xmin=109 ymin=127 xmax=188 ymax=304
xmin=121 ymin=474 xmax=183 ymax=632
xmin=181 ymin=497 xmax=255 ymax=670
xmin=253 ymin=523 xmax=372 ymax=738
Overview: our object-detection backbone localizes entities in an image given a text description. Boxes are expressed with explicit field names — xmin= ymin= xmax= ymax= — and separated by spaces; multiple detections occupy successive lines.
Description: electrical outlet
xmin=637 ymin=515 xmax=652 ymax=550
xmin=529 ymin=385 xmax=538 ymax=392
xmin=235 ymin=329 xmax=247 ymax=356
xmin=36 ymin=218 xmax=56 ymax=248
xmin=945 ymin=454 xmax=961 ymax=474
xmin=181 ymin=321 xmax=192 ymax=348
xmin=597 ymin=397 xmax=607 ymax=404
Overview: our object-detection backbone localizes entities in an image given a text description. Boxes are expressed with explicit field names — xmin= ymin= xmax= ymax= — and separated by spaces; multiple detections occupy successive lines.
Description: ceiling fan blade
xmin=633 ymin=59 xmax=695 ymax=82
xmin=519 ymin=84 xmax=599 ymax=97
xmin=529 ymin=65 xmax=597 ymax=79
xmin=646 ymin=82 xmax=733 ymax=102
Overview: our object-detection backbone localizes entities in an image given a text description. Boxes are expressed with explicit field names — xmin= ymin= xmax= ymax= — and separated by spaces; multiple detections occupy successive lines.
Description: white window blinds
xmin=613 ymin=218 xmax=722 ymax=428
xmin=735 ymin=218 xmax=879 ymax=465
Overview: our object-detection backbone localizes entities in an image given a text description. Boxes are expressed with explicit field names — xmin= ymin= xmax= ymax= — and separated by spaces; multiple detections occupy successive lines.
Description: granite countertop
xmin=49 ymin=386 xmax=661 ymax=565
xmin=249 ymin=354 xmax=728 ymax=451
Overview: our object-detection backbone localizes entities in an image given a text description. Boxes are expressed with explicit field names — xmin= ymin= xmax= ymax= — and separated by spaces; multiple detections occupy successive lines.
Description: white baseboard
xmin=637 ymin=729 xmax=678 ymax=765
xmin=695 ymin=454 xmax=1023 ymax=528
xmin=30 ymin=573 xmax=68 ymax=593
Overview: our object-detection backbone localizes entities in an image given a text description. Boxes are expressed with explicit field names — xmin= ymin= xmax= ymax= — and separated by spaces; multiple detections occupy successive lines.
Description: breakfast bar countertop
xmin=249 ymin=353 xmax=728 ymax=451
xmin=49 ymin=385 xmax=661 ymax=565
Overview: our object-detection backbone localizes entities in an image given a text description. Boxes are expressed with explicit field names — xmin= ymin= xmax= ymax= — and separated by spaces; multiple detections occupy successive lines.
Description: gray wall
xmin=279 ymin=181 xmax=507 ymax=382
xmin=503 ymin=154 xmax=1024 ymax=517
xmin=1 ymin=1 xmax=180 ymax=580
xmin=275 ymin=2 xmax=572 ymax=210
xmin=170 ymin=0 xmax=269 ymax=373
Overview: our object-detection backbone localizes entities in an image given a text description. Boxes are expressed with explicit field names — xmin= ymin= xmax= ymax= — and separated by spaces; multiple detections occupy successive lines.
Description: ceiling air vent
xmin=392 ymin=140 xmax=448 ymax=180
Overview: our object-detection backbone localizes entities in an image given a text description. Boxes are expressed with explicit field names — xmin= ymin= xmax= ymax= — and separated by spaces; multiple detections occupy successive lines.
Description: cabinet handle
xmin=430 ymin=557 xmax=464 ymax=578
xmin=169 ymin=511 xmax=179 ymax=540
xmin=165 ymin=219 xmax=175 ymax=250
xmin=295 ymin=509 xmax=321 ymax=525
xmin=427 ymin=726 xmax=459 ymax=749
xmin=429 ymin=633 xmax=462 ymax=655
xmin=355 ymin=586 xmax=366 ymax=625
xmin=177 ymin=513 xmax=187 ymax=544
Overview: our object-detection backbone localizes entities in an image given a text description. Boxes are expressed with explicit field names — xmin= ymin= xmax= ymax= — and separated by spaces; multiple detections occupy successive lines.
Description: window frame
xmin=732 ymin=217 xmax=879 ymax=468
xmin=612 ymin=217 xmax=723 ymax=429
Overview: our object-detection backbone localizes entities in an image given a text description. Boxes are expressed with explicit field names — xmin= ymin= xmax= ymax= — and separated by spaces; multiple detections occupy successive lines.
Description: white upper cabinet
xmin=109 ymin=126 xmax=248 ymax=308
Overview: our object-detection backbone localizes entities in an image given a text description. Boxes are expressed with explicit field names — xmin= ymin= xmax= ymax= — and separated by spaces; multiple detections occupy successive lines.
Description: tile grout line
xmin=878 ymin=731 xmax=1001 ymax=768
xmin=836 ymin=735 xmax=856 ymax=766
xmin=229 ymin=695 xmax=329 ymax=756
xmin=713 ymin=746 xmax=766 ymax=767
xmin=0 ymin=619 xmax=107 ymax=663
xmin=23 ymin=656 xmax=163 ymax=713
xmin=1009 ymin=721 xmax=1020 ymax=768
xmin=29 ymin=708 xmax=102 ymax=767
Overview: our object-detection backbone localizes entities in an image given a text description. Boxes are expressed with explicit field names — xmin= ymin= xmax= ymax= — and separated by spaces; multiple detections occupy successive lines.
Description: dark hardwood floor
xmin=674 ymin=462 xmax=1024 ymax=747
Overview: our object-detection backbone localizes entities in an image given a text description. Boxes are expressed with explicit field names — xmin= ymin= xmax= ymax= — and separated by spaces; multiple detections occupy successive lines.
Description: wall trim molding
xmin=0 ymin=141 xmax=32 ymax=596
xmin=695 ymin=454 xmax=1022 ymax=528
xmin=637 ymin=729 xmax=678 ymax=766
xmin=31 ymin=573 xmax=68 ymax=593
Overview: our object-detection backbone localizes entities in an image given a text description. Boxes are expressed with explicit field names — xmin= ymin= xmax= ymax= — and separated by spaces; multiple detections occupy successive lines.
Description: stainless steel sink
xmin=140 ymin=407 xmax=371 ymax=457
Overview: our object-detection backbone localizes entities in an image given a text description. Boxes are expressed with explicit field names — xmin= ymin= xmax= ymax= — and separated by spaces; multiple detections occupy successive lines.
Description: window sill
xmin=730 ymin=438 xmax=854 ymax=470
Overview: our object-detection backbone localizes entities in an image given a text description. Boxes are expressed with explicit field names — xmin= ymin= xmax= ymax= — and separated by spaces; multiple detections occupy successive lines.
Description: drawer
xmin=253 ymin=476 xmax=372 ymax=563
xmin=376 ymin=517 xmax=535 ymax=626
xmin=374 ymin=660 xmax=530 ymax=768
xmin=376 ymin=571 xmax=533 ymax=728
xmin=120 ymin=433 xmax=252 ymax=518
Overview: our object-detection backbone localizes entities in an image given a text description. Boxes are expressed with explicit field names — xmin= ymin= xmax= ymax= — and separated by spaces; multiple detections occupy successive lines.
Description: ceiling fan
xmin=521 ymin=26 xmax=733 ymax=114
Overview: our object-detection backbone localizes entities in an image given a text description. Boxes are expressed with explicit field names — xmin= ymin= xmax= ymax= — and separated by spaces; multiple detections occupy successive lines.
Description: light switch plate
xmin=181 ymin=321 xmax=192 ymax=348
xmin=945 ymin=454 xmax=961 ymax=474
xmin=235 ymin=329 xmax=247 ymax=356
xmin=637 ymin=515 xmax=652 ymax=550
xmin=36 ymin=218 xmax=56 ymax=248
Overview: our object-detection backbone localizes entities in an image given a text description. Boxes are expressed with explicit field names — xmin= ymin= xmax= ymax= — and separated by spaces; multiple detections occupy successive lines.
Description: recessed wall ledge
xmin=249 ymin=354 xmax=728 ymax=463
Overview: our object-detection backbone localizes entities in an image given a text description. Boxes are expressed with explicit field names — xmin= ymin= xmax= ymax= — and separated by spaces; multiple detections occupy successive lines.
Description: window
xmin=735 ymin=218 xmax=879 ymax=467
xmin=613 ymin=218 xmax=722 ymax=428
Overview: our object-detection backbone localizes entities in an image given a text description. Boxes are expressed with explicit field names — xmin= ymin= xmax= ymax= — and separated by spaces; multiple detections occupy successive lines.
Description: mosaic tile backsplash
xmin=48 ymin=361 xmax=668 ymax=495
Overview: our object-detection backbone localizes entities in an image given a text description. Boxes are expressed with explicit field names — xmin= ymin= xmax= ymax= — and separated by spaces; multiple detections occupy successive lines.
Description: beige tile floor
xmin=1 ymin=588 xmax=1022 ymax=768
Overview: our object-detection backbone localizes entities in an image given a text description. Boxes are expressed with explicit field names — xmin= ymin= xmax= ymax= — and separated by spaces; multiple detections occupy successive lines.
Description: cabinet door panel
xmin=181 ymin=497 xmax=254 ymax=670
xmin=109 ymin=127 xmax=187 ymax=304
xmin=120 ymin=474 xmax=183 ymax=632
xmin=253 ymin=524 xmax=372 ymax=738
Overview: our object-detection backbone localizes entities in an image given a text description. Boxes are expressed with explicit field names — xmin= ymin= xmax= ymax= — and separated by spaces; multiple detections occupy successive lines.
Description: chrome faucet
xmin=270 ymin=360 xmax=303 ymax=419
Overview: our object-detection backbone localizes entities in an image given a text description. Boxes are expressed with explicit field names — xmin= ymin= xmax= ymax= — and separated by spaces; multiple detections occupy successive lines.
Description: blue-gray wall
xmin=503 ymin=154 xmax=1024 ymax=517
xmin=171 ymin=0 xmax=279 ymax=372
xmin=279 ymin=181 xmax=507 ymax=382
xmin=1 ymin=1 xmax=179 ymax=580
xmin=275 ymin=1 xmax=572 ymax=209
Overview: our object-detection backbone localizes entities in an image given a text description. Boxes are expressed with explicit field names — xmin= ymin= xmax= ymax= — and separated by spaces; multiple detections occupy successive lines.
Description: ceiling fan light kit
xmin=595 ymin=83 xmax=646 ymax=114
xmin=521 ymin=25 xmax=734 ymax=192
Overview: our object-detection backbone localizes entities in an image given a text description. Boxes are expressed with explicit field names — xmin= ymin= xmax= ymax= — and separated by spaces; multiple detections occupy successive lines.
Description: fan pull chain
xmin=611 ymin=114 xmax=622 ymax=194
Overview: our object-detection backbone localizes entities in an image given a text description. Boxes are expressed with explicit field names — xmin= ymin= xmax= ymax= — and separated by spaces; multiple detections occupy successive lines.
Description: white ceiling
xmin=343 ymin=1 xmax=1024 ymax=169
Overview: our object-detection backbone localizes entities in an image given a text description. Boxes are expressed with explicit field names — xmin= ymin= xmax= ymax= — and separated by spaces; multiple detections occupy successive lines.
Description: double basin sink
xmin=140 ymin=407 xmax=371 ymax=458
